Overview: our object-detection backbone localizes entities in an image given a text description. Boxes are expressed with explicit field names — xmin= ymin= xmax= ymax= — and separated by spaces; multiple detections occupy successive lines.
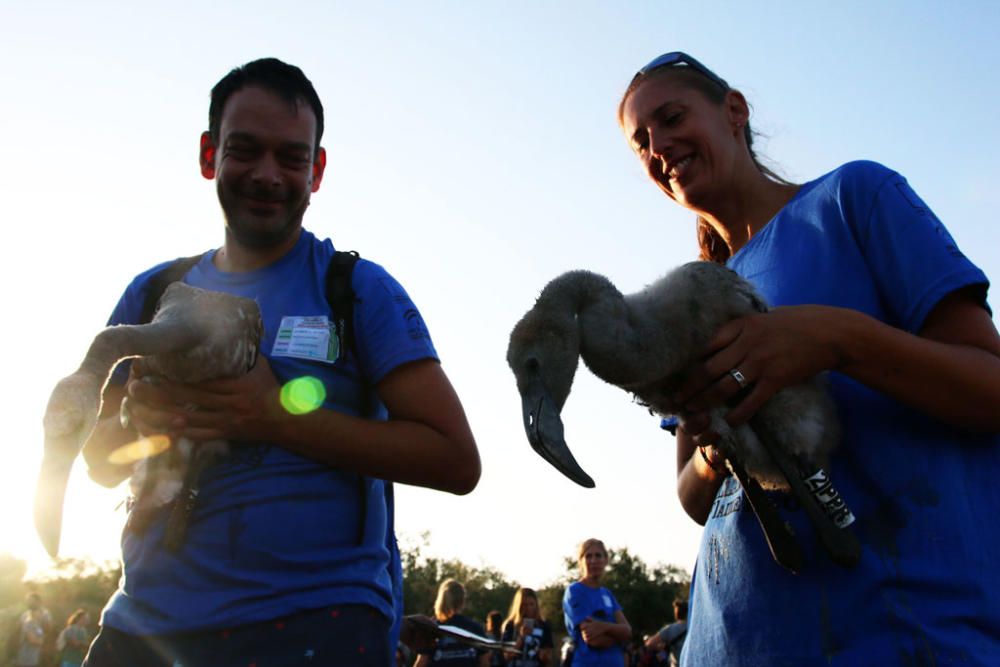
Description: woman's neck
xmin=580 ymin=575 xmax=602 ymax=588
xmin=698 ymin=169 xmax=799 ymax=255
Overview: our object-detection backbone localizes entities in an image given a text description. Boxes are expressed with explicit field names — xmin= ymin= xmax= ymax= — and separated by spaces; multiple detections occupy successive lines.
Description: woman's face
xmin=620 ymin=73 xmax=747 ymax=212
xmin=581 ymin=544 xmax=608 ymax=579
xmin=520 ymin=594 xmax=539 ymax=619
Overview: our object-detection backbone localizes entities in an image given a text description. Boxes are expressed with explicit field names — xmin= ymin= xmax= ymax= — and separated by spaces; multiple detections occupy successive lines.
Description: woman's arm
xmin=676 ymin=427 xmax=728 ymax=524
xmin=676 ymin=290 xmax=1000 ymax=434
xmin=579 ymin=609 xmax=632 ymax=648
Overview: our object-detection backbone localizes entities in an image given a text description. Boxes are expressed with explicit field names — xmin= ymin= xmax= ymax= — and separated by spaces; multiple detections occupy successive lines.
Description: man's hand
xmin=124 ymin=356 xmax=281 ymax=442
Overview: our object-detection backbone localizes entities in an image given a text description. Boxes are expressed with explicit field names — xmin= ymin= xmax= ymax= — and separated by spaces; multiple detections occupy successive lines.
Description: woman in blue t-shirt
xmin=616 ymin=52 xmax=1000 ymax=665
xmin=562 ymin=539 xmax=632 ymax=665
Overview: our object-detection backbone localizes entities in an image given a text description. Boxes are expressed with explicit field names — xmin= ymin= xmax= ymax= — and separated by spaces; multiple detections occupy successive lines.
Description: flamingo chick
xmin=506 ymin=261 xmax=860 ymax=571
xmin=36 ymin=282 xmax=262 ymax=557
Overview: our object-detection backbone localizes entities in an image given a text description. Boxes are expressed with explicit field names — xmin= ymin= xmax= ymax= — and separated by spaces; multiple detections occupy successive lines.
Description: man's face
xmin=200 ymin=86 xmax=326 ymax=249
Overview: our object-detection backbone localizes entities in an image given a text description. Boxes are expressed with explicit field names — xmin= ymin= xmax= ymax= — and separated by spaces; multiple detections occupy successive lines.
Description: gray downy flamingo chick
xmin=36 ymin=282 xmax=262 ymax=557
xmin=506 ymin=261 xmax=860 ymax=572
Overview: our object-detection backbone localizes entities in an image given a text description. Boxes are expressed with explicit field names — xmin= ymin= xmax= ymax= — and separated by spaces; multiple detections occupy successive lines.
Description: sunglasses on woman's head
xmin=635 ymin=51 xmax=729 ymax=91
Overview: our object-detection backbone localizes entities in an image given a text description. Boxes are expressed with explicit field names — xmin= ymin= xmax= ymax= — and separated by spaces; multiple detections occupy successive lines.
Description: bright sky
xmin=2 ymin=2 xmax=998 ymax=590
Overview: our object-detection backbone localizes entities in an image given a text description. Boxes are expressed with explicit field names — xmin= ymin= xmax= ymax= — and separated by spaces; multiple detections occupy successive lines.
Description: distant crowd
xmin=6 ymin=540 xmax=686 ymax=667
xmin=399 ymin=539 xmax=687 ymax=667
xmin=6 ymin=593 xmax=90 ymax=667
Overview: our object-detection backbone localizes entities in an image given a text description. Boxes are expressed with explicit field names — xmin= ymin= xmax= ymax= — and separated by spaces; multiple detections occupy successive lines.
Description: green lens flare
xmin=280 ymin=376 xmax=327 ymax=415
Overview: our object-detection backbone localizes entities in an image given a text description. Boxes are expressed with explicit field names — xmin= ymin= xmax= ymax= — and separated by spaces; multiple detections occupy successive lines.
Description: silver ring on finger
xmin=729 ymin=368 xmax=748 ymax=389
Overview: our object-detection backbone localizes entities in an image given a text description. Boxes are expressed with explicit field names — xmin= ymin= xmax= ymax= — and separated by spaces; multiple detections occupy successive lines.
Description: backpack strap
xmin=325 ymin=250 xmax=361 ymax=361
xmin=139 ymin=253 xmax=207 ymax=324
xmin=324 ymin=250 xmax=375 ymax=546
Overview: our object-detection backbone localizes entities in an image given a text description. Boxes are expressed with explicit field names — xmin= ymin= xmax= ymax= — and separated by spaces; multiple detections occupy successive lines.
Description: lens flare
xmin=280 ymin=376 xmax=326 ymax=415
xmin=107 ymin=435 xmax=171 ymax=465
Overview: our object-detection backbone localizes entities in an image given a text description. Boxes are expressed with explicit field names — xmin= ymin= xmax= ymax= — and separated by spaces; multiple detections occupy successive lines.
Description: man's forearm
xmin=263 ymin=406 xmax=480 ymax=494
xmin=82 ymin=385 xmax=134 ymax=487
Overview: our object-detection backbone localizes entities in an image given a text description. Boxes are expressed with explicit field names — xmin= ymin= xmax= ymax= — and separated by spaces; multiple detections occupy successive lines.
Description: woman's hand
xmin=579 ymin=617 xmax=616 ymax=648
xmin=674 ymin=305 xmax=843 ymax=432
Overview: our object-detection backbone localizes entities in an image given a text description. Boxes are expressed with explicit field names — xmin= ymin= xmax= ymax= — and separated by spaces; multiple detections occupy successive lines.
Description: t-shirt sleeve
xmin=843 ymin=163 xmax=990 ymax=332
xmin=563 ymin=585 xmax=581 ymax=635
xmin=352 ymin=261 xmax=439 ymax=384
xmin=659 ymin=623 xmax=683 ymax=644
xmin=105 ymin=270 xmax=162 ymax=385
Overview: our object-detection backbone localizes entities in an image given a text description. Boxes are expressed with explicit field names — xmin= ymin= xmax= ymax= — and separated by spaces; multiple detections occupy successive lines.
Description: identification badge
xmin=272 ymin=316 xmax=339 ymax=364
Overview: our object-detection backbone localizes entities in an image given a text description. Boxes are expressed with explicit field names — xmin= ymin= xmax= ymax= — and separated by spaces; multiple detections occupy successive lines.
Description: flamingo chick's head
xmin=507 ymin=301 xmax=595 ymax=488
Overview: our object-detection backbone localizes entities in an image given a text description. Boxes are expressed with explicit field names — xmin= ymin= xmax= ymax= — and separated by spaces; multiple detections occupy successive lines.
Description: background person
xmin=562 ymin=539 xmax=631 ymax=666
xmin=642 ymin=599 xmax=686 ymax=667
xmin=12 ymin=609 xmax=45 ymax=667
xmin=79 ymin=57 xmax=481 ymax=667
xmin=414 ymin=579 xmax=489 ymax=667
xmin=55 ymin=609 xmax=91 ymax=667
xmin=500 ymin=587 xmax=552 ymax=666
xmin=484 ymin=610 xmax=505 ymax=667
xmin=617 ymin=51 xmax=1000 ymax=665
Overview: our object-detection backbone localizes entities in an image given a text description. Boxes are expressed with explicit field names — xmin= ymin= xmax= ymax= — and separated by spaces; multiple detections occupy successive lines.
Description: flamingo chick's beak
xmin=520 ymin=373 xmax=595 ymax=488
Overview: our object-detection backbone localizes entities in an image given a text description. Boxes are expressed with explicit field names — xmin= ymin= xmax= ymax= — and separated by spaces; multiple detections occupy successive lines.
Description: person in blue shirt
xmin=562 ymin=539 xmax=632 ymax=666
xmin=617 ymin=52 xmax=1000 ymax=665
xmin=80 ymin=57 xmax=481 ymax=666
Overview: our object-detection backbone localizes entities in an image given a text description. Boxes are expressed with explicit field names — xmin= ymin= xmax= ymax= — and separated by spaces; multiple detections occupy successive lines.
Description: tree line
xmin=1 ymin=537 xmax=689 ymax=656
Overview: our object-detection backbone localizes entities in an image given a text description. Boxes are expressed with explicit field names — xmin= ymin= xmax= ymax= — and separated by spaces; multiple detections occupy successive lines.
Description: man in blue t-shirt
xmin=80 ymin=58 xmax=481 ymax=666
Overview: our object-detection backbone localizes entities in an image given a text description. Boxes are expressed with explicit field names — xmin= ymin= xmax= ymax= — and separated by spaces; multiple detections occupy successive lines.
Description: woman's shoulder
xmin=817 ymin=160 xmax=901 ymax=191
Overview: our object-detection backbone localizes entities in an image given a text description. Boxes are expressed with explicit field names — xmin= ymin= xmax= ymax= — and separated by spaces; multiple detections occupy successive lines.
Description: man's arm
xmin=82 ymin=383 xmax=136 ymax=488
xmin=118 ymin=356 xmax=481 ymax=494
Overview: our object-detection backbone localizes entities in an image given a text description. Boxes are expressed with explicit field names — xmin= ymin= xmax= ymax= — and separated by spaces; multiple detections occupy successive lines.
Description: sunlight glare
xmin=280 ymin=376 xmax=326 ymax=415
xmin=107 ymin=435 xmax=171 ymax=465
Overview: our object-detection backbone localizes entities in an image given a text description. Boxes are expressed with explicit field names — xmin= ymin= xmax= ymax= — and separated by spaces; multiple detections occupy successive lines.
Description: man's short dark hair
xmin=209 ymin=57 xmax=324 ymax=155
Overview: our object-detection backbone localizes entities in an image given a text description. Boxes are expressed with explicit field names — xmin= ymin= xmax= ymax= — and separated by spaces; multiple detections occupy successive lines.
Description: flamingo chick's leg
xmin=713 ymin=418 xmax=803 ymax=573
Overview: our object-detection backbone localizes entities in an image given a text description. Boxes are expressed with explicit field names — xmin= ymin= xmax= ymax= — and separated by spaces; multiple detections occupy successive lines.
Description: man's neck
xmin=214 ymin=228 xmax=303 ymax=272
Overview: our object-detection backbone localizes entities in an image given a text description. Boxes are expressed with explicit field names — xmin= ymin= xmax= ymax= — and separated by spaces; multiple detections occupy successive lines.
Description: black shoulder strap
xmin=137 ymin=249 xmax=362 ymax=353
xmin=139 ymin=253 xmax=207 ymax=324
xmin=325 ymin=250 xmax=361 ymax=361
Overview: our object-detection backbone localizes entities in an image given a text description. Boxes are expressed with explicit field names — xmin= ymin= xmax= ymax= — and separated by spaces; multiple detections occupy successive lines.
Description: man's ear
xmin=724 ymin=90 xmax=750 ymax=136
xmin=310 ymin=147 xmax=327 ymax=193
xmin=199 ymin=132 xmax=217 ymax=179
